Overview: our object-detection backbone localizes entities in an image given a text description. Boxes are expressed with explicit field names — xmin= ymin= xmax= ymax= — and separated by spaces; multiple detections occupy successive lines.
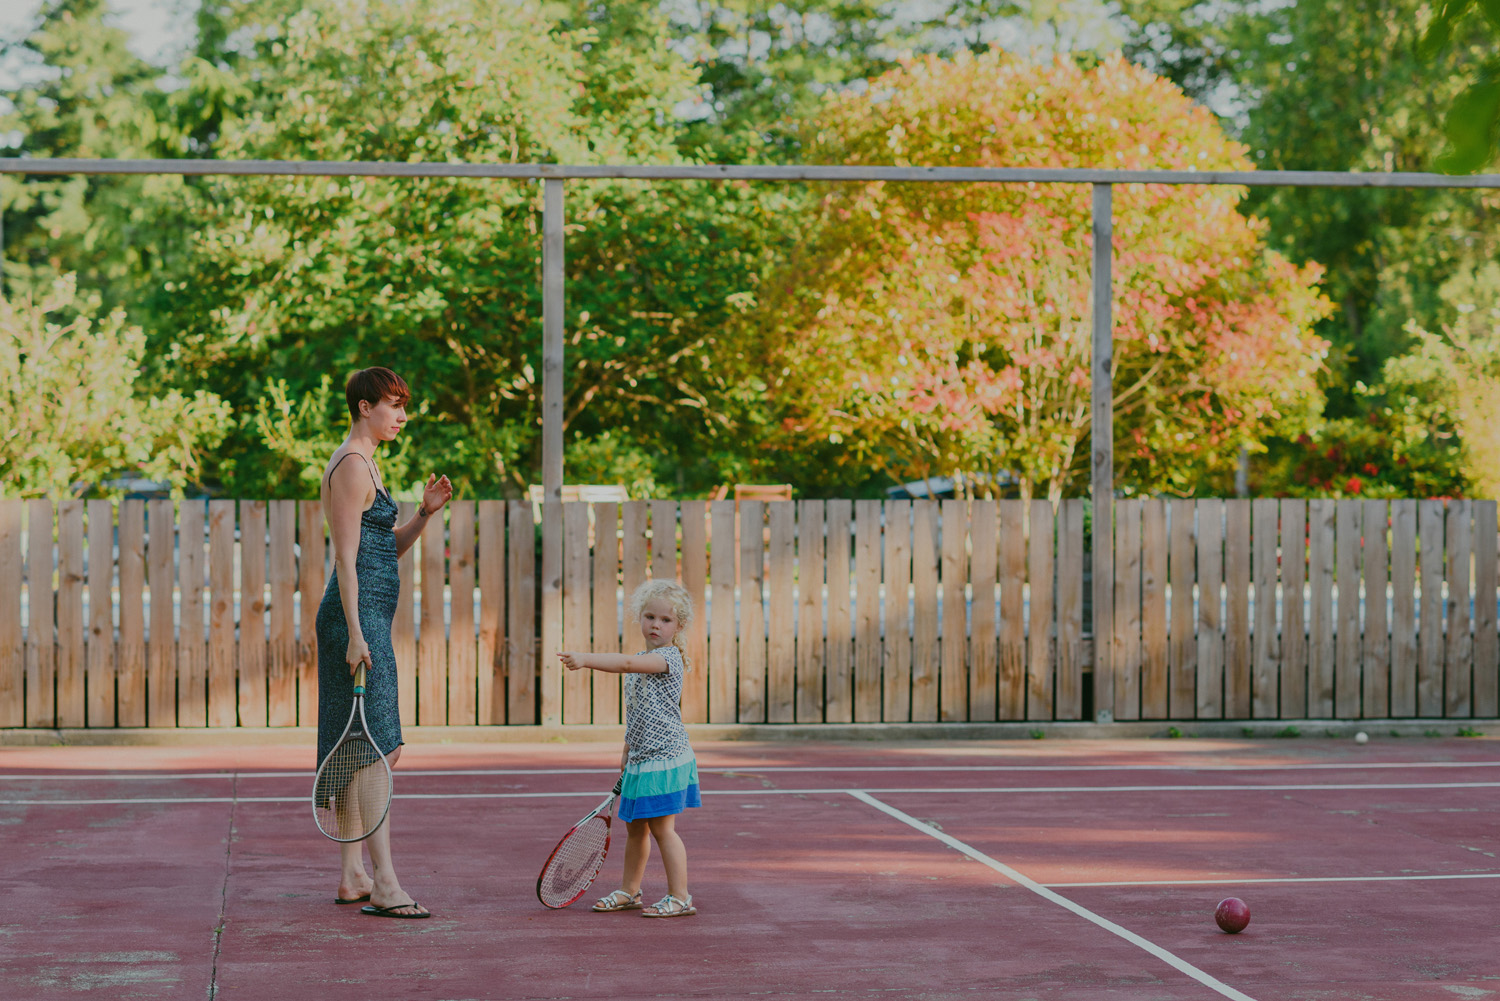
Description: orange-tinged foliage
xmin=761 ymin=51 xmax=1333 ymax=499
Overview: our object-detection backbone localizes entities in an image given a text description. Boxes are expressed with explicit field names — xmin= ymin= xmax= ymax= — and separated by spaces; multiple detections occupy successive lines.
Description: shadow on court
xmin=2 ymin=738 xmax=1498 ymax=1000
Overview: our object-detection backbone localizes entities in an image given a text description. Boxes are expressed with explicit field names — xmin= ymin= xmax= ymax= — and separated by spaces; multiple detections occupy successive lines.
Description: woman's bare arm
xmin=325 ymin=458 xmax=374 ymax=649
xmin=393 ymin=474 xmax=452 ymax=558
xmin=558 ymin=651 xmax=669 ymax=675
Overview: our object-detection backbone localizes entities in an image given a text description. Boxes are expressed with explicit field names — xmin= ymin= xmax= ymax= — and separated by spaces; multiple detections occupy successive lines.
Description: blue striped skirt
xmin=618 ymin=750 xmax=701 ymax=821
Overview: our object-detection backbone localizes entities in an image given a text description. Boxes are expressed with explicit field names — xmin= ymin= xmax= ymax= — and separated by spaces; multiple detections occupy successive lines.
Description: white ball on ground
xmin=1355 ymin=731 xmax=1368 ymax=744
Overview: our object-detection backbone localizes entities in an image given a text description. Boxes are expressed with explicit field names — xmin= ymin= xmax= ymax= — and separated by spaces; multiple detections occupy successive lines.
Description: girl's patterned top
xmin=623 ymin=644 xmax=693 ymax=764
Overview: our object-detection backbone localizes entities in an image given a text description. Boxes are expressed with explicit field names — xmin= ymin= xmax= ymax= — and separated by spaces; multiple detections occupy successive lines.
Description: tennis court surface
xmin=3 ymin=736 xmax=1497 ymax=1001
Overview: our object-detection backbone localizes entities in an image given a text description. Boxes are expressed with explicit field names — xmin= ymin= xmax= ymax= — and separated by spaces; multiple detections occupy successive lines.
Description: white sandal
xmin=592 ymin=889 xmax=642 ymax=912
xmin=642 ymin=893 xmax=696 ymax=917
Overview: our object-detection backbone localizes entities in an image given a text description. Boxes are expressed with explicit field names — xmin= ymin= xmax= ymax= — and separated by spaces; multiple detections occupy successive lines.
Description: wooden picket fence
xmin=1 ymin=497 xmax=1496 ymax=729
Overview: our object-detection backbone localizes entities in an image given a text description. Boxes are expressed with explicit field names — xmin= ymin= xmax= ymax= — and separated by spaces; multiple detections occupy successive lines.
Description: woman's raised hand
xmin=423 ymin=473 xmax=453 ymax=514
xmin=558 ymin=652 xmax=585 ymax=672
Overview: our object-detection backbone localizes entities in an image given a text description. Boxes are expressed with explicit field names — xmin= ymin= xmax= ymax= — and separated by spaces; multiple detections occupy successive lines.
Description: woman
xmin=316 ymin=366 xmax=451 ymax=918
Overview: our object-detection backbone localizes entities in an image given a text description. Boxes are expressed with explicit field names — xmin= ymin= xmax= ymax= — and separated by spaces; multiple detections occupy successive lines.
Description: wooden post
xmin=540 ymin=177 xmax=565 ymax=724
xmin=1091 ymin=183 xmax=1114 ymax=723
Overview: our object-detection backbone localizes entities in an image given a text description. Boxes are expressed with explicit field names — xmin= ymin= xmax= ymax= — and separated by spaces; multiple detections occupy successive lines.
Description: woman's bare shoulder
xmin=323 ymin=450 xmax=374 ymax=502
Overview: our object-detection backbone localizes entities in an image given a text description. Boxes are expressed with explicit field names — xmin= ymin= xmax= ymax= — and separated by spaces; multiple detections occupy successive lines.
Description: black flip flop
xmin=360 ymin=902 xmax=431 ymax=919
xmin=334 ymin=893 xmax=371 ymax=905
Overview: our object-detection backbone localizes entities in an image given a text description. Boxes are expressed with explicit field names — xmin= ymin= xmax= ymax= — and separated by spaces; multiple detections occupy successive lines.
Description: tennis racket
xmin=536 ymin=775 xmax=623 ymax=908
xmin=311 ymin=663 xmax=393 ymax=842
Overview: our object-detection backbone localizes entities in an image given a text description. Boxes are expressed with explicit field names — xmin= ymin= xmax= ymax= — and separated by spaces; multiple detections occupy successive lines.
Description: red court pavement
xmin=2 ymin=737 xmax=1498 ymax=1000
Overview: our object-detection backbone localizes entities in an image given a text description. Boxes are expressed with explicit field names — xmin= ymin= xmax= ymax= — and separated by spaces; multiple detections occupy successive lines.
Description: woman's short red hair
xmin=346 ymin=367 xmax=411 ymax=422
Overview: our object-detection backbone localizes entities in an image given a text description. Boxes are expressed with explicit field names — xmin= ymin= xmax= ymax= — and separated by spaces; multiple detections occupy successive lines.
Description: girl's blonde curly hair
xmin=628 ymin=578 xmax=693 ymax=671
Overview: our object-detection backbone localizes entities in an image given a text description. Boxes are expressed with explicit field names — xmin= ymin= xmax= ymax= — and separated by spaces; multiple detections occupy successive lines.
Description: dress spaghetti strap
xmin=324 ymin=451 xmax=383 ymax=493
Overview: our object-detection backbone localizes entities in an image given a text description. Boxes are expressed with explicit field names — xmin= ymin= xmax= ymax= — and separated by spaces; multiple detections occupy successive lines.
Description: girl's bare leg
xmin=621 ymin=818 xmax=652 ymax=895
xmin=646 ymin=814 xmax=689 ymax=901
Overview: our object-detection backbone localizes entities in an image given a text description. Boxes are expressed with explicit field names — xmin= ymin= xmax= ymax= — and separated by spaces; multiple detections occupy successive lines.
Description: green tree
xmin=1420 ymin=0 xmax=1500 ymax=172
xmin=0 ymin=0 xmax=185 ymax=301
xmin=0 ymin=274 xmax=231 ymax=498
xmin=147 ymin=0 xmax=790 ymax=499
xmin=753 ymin=52 xmax=1332 ymax=502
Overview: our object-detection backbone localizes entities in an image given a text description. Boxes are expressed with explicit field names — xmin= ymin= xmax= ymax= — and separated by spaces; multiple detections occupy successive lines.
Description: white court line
xmin=1045 ymin=872 xmax=1500 ymax=888
xmin=3 ymin=760 xmax=1500 ymax=780
xmin=8 ymin=779 xmax=1500 ymax=806
xmin=849 ymin=790 xmax=1257 ymax=1001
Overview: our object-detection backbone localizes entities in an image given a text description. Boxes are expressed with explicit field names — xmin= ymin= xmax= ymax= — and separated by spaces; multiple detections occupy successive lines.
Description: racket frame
xmin=311 ymin=663 xmax=394 ymax=843
xmin=535 ymin=788 xmax=618 ymax=908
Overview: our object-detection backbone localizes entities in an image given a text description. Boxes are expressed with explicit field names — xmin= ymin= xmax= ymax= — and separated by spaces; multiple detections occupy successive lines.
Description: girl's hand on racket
xmin=559 ymin=652 xmax=585 ymax=672
xmin=422 ymin=474 xmax=453 ymax=515
xmin=346 ymin=636 xmax=373 ymax=675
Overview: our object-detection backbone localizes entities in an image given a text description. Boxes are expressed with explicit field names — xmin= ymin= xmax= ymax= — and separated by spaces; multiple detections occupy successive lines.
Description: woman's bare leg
xmin=362 ymin=745 xmax=426 ymax=915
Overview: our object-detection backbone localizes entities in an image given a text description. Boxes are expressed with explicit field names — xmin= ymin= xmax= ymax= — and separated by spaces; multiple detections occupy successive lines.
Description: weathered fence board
xmin=795 ymin=500 xmax=825 ymax=723
xmin=738 ymin=501 xmax=768 ymax=724
xmin=824 ymin=500 xmax=852 ymax=723
xmin=969 ymin=501 xmax=998 ymax=722
xmin=997 ymin=500 xmax=1025 ymax=721
xmin=1195 ymin=500 xmax=1224 ymax=719
xmin=268 ymin=501 xmax=297 ymax=727
xmin=591 ymin=502 xmax=622 ymax=725
xmin=27 ymin=500 xmax=55 ymax=728
xmin=297 ymin=500 xmax=325 ymax=727
xmin=1113 ymin=499 xmax=1141 ymax=721
xmin=911 ymin=502 xmax=939 ymax=723
xmin=852 ymin=501 xmax=881 ymax=723
xmin=708 ymin=501 xmax=736 ymax=724
xmin=940 ymin=499 xmax=968 ymax=722
xmin=1251 ymin=499 xmax=1278 ymax=719
xmin=149 ymin=500 xmax=178 ymax=728
xmin=770 ymin=501 xmax=799 ymax=723
xmin=562 ymin=503 xmax=591 ymax=726
xmin=1391 ymin=500 xmax=1418 ymax=717
xmin=882 ymin=501 xmax=912 ymax=723
xmin=1028 ymin=499 xmax=1056 ymax=721
xmin=1056 ymin=500 xmax=1084 ymax=721
xmin=476 ymin=501 xmax=506 ymax=725
xmin=1308 ymin=499 xmax=1336 ymax=718
xmin=1224 ymin=500 xmax=1251 ymax=718
xmin=117 ymin=501 xmax=146 ymax=727
xmin=0 ymin=502 xmax=20 ymax=728
xmin=86 ymin=500 xmax=114 ymax=728
xmin=1476 ymin=501 xmax=1499 ymax=717
xmin=56 ymin=501 xmax=85 ymax=728
xmin=1447 ymin=501 xmax=1473 ymax=718
xmin=1280 ymin=500 xmax=1308 ymax=719
xmin=178 ymin=502 xmax=206 ymax=728
xmin=679 ymin=501 xmax=707 ymax=724
xmin=1362 ymin=500 xmax=1389 ymax=720
xmin=1418 ymin=501 xmax=1445 ymax=717
xmin=1140 ymin=500 xmax=1167 ymax=719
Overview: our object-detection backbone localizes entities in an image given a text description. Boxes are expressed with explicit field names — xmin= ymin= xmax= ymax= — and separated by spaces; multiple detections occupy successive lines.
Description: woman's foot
xmin=335 ymin=876 xmax=375 ymax=904
xmin=362 ymin=896 xmax=429 ymax=918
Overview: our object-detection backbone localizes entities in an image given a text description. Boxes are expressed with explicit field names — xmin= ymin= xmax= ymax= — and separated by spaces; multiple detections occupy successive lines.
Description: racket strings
xmin=538 ymin=815 xmax=610 ymax=907
xmin=314 ymin=739 xmax=389 ymax=841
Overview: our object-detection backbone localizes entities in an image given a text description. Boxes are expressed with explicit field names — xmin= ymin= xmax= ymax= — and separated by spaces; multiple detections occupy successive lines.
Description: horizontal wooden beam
xmin=3 ymin=157 xmax=1500 ymax=188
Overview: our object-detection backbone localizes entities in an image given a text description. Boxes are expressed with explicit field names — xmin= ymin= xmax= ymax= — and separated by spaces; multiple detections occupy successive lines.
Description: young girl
xmin=558 ymin=579 xmax=701 ymax=917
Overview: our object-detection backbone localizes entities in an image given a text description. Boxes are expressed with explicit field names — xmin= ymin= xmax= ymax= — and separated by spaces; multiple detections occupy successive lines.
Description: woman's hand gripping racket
xmin=536 ymin=774 xmax=624 ymax=908
xmin=311 ymin=664 xmax=393 ymax=842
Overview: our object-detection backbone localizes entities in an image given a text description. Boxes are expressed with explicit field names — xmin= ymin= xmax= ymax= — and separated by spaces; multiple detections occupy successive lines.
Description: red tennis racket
xmin=536 ymin=776 xmax=623 ymax=908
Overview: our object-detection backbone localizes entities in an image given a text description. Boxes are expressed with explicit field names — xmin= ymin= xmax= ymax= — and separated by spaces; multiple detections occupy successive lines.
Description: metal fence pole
xmin=1091 ymin=183 xmax=1114 ymax=724
xmin=540 ymin=178 xmax=565 ymax=724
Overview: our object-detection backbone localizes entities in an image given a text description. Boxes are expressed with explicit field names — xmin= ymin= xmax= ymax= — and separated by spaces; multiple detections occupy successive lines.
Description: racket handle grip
xmin=612 ymin=774 xmax=623 ymax=796
xmin=353 ymin=663 xmax=367 ymax=694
